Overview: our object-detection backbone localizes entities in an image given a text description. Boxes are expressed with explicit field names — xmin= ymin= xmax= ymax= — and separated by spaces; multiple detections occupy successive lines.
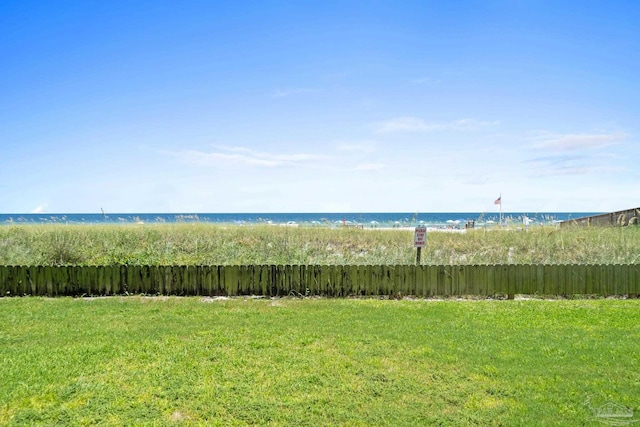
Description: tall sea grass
xmin=1 ymin=223 xmax=639 ymax=265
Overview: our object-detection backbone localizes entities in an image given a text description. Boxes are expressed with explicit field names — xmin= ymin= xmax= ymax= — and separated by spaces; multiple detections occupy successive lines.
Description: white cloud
xmin=374 ymin=117 xmax=499 ymax=133
xmin=271 ymin=88 xmax=317 ymax=98
xmin=411 ymin=76 xmax=442 ymax=85
xmin=354 ymin=163 xmax=384 ymax=171
xmin=525 ymin=151 xmax=626 ymax=177
xmin=533 ymin=133 xmax=624 ymax=151
xmin=336 ymin=142 xmax=377 ymax=154
xmin=30 ymin=205 xmax=46 ymax=213
xmin=167 ymin=146 xmax=326 ymax=168
xmin=523 ymin=131 xmax=627 ymax=177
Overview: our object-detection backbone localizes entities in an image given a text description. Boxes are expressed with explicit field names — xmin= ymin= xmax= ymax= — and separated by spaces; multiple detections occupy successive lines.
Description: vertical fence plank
xmin=169 ymin=266 xmax=182 ymax=295
xmin=381 ymin=265 xmax=392 ymax=296
xmin=452 ymin=265 xmax=462 ymax=296
xmin=60 ymin=265 xmax=72 ymax=296
xmin=574 ymin=263 xmax=584 ymax=295
xmin=285 ymin=265 xmax=295 ymax=295
xmin=319 ymin=264 xmax=329 ymax=296
xmin=88 ymin=266 xmax=99 ymax=295
xmin=293 ymin=264 xmax=302 ymax=295
xmin=490 ymin=264 xmax=501 ymax=295
xmin=602 ymin=264 xmax=613 ymax=295
xmin=533 ymin=265 xmax=543 ymax=296
xmin=326 ymin=264 xmax=334 ymax=296
xmin=357 ymin=265 xmax=365 ymax=296
xmin=513 ymin=265 xmax=523 ymax=295
xmin=593 ymin=264 xmax=602 ymax=295
xmin=591 ymin=264 xmax=601 ymax=295
xmin=95 ymin=266 xmax=105 ymax=295
xmin=577 ymin=264 xmax=587 ymax=295
xmin=200 ymin=265 xmax=211 ymax=296
xmin=397 ymin=265 xmax=406 ymax=296
xmin=16 ymin=266 xmax=27 ymax=296
xmin=568 ymin=264 xmax=578 ymax=296
xmin=353 ymin=265 xmax=362 ymax=296
xmin=492 ymin=265 xmax=505 ymax=295
xmin=422 ymin=265 xmax=431 ymax=297
xmin=542 ymin=265 xmax=554 ymax=295
xmin=331 ymin=265 xmax=344 ymax=297
xmin=316 ymin=264 xmax=326 ymax=295
xmin=441 ymin=265 xmax=451 ymax=296
xmin=345 ymin=265 xmax=356 ymax=296
xmin=466 ymin=265 xmax=476 ymax=295
xmin=246 ymin=265 xmax=256 ymax=295
xmin=239 ymin=265 xmax=250 ymax=295
xmin=103 ymin=266 xmax=113 ymax=295
xmin=584 ymin=264 xmax=594 ymax=295
xmin=487 ymin=264 xmax=498 ymax=296
xmin=211 ymin=265 xmax=222 ymax=296
xmin=27 ymin=266 xmax=37 ymax=295
xmin=520 ymin=264 xmax=532 ymax=295
xmin=302 ymin=264 xmax=312 ymax=296
xmin=34 ymin=266 xmax=44 ymax=296
xmin=630 ymin=264 xmax=639 ymax=296
xmin=414 ymin=265 xmax=424 ymax=297
xmin=189 ymin=265 xmax=199 ymax=295
xmin=368 ymin=265 xmax=378 ymax=296
xmin=360 ymin=265 xmax=370 ymax=296
xmin=558 ymin=264 xmax=567 ymax=296
xmin=7 ymin=266 xmax=17 ymax=296
xmin=0 ymin=266 xmax=8 ymax=295
xmin=471 ymin=265 xmax=481 ymax=296
xmin=434 ymin=265 xmax=443 ymax=296
xmin=618 ymin=264 xmax=629 ymax=295
xmin=228 ymin=265 xmax=241 ymax=296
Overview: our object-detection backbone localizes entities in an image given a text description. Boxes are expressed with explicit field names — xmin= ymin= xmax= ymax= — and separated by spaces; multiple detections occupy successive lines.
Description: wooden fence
xmin=560 ymin=207 xmax=640 ymax=227
xmin=1 ymin=264 xmax=639 ymax=297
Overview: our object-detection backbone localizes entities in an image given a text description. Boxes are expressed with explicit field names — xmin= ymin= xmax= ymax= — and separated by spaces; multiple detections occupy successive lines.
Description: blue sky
xmin=1 ymin=0 xmax=638 ymax=213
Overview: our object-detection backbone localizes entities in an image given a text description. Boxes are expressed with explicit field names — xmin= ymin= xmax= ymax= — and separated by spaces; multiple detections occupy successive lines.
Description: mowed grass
xmin=2 ymin=223 xmax=640 ymax=265
xmin=1 ymin=298 xmax=639 ymax=426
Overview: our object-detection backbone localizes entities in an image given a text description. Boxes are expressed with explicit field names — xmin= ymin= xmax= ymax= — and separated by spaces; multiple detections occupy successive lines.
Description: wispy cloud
xmin=169 ymin=146 xmax=325 ymax=168
xmin=30 ymin=205 xmax=46 ymax=213
xmin=354 ymin=163 xmax=384 ymax=171
xmin=525 ymin=153 xmax=624 ymax=177
xmin=529 ymin=164 xmax=624 ymax=177
xmin=336 ymin=142 xmax=377 ymax=154
xmin=523 ymin=131 xmax=627 ymax=176
xmin=374 ymin=117 xmax=499 ymax=133
xmin=410 ymin=76 xmax=441 ymax=85
xmin=533 ymin=132 xmax=624 ymax=151
xmin=271 ymin=88 xmax=318 ymax=98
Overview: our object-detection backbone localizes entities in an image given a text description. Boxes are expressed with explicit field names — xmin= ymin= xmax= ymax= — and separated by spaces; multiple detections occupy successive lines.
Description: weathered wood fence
xmin=560 ymin=207 xmax=640 ymax=227
xmin=1 ymin=264 xmax=639 ymax=297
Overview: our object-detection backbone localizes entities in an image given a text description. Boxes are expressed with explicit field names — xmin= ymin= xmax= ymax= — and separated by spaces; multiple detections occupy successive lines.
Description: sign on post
xmin=414 ymin=226 xmax=427 ymax=248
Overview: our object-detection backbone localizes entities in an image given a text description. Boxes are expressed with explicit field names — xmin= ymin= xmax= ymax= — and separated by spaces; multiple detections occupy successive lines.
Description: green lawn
xmin=1 ymin=297 xmax=639 ymax=426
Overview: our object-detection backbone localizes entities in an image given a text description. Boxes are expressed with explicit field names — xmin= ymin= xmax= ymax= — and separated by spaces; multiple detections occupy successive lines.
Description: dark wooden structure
xmin=1 ymin=263 xmax=639 ymax=297
xmin=560 ymin=207 xmax=640 ymax=227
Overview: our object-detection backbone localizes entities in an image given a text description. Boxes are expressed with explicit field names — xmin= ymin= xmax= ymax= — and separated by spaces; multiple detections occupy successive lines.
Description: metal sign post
xmin=414 ymin=226 xmax=426 ymax=264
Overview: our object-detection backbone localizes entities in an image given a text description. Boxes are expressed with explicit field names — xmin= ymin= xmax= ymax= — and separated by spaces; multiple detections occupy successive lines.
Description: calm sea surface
xmin=0 ymin=212 xmax=601 ymax=227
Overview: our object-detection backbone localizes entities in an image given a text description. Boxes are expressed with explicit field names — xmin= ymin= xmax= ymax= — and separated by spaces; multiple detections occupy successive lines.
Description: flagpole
xmin=499 ymin=193 xmax=503 ymax=226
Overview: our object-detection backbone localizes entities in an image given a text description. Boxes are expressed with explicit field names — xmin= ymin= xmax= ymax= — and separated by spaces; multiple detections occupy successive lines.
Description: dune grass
xmin=1 ymin=223 xmax=640 ymax=266
xmin=0 ymin=297 xmax=638 ymax=426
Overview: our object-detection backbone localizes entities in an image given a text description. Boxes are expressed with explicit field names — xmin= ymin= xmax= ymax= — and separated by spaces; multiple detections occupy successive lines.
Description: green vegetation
xmin=1 ymin=297 xmax=638 ymax=426
xmin=1 ymin=223 xmax=639 ymax=265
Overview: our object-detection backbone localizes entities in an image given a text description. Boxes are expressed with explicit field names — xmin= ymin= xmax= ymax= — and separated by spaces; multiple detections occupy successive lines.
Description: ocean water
xmin=0 ymin=212 xmax=601 ymax=227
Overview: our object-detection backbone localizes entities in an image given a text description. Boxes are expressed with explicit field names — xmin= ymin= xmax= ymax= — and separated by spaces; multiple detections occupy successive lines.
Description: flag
xmin=494 ymin=196 xmax=501 ymax=205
